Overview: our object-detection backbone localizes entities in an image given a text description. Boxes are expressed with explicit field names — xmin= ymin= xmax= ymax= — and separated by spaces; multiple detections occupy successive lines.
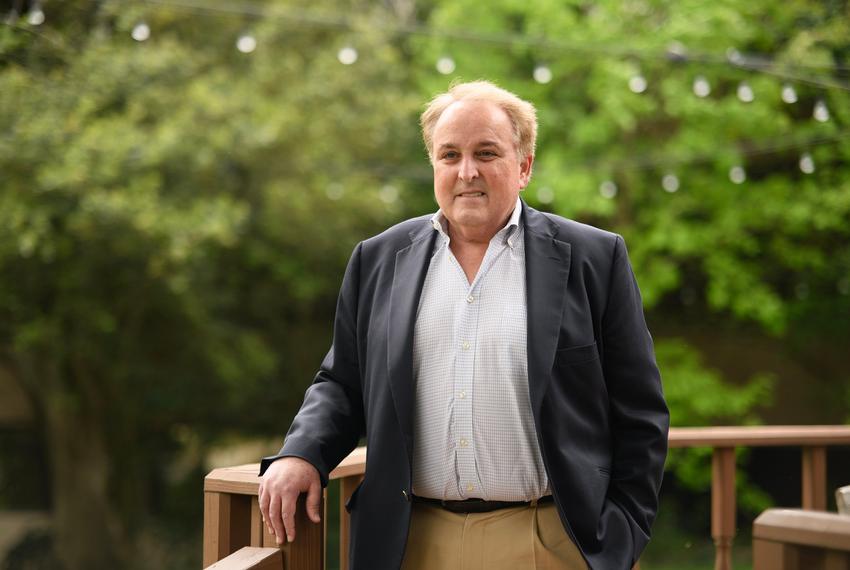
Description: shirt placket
xmin=449 ymin=231 xmax=511 ymax=499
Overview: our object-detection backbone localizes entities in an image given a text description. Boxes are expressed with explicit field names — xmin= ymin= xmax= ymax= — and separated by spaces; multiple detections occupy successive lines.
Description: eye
xmin=441 ymin=150 xmax=459 ymax=160
xmin=478 ymin=150 xmax=498 ymax=158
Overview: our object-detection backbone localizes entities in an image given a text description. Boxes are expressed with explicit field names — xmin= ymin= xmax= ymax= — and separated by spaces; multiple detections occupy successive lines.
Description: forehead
xmin=432 ymin=100 xmax=514 ymax=146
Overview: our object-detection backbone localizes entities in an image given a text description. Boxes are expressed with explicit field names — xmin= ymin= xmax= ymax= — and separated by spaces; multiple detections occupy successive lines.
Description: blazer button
xmin=402 ymin=490 xmax=410 ymax=501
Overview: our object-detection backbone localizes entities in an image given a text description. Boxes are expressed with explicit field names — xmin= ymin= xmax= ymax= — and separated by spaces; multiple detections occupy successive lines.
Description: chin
xmin=453 ymin=211 xmax=490 ymax=227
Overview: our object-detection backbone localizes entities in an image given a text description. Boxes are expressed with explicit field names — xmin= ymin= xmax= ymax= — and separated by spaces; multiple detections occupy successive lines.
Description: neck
xmin=447 ymin=225 xmax=496 ymax=247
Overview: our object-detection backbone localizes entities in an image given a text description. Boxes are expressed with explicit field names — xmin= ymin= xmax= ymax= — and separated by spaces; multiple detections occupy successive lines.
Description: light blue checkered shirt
xmin=411 ymin=198 xmax=550 ymax=501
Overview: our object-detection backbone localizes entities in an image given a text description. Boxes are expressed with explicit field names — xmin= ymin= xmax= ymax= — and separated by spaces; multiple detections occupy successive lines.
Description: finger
xmin=281 ymin=492 xmax=298 ymax=542
xmin=306 ymin=479 xmax=322 ymax=524
xmin=281 ymin=494 xmax=297 ymax=543
xmin=268 ymin=493 xmax=285 ymax=545
xmin=258 ymin=483 xmax=272 ymax=535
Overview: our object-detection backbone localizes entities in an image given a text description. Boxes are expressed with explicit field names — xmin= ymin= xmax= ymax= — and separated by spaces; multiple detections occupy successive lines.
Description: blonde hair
xmin=420 ymin=80 xmax=538 ymax=163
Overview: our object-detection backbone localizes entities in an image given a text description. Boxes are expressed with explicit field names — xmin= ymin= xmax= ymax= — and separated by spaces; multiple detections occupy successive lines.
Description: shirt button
xmin=462 ymin=341 xmax=470 ymax=350
xmin=459 ymin=390 xmax=466 ymax=399
xmin=466 ymin=295 xmax=474 ymax=303
xmin=466 ymin=483 xmax=474 ymax=492
xmin=459 ymin=438 xmax=468 ymax=448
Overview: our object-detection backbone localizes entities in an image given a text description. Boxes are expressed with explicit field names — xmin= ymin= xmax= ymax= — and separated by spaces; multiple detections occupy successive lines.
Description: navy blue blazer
xmin=261 ymin=201 xmax=669 ymax=570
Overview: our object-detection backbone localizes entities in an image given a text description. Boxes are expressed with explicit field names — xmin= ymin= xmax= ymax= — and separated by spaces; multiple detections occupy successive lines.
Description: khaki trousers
xmin=401 ymin=502 xmax=588 ymax=570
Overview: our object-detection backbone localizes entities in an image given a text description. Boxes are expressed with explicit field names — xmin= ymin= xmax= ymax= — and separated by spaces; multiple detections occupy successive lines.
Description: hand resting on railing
xmin=258 ymin=457 xmax=322 ymax=545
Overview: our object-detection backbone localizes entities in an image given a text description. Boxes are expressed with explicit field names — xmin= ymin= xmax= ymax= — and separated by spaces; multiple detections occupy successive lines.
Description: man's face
xmin=431 ymin=100 xmax=533 ymax=239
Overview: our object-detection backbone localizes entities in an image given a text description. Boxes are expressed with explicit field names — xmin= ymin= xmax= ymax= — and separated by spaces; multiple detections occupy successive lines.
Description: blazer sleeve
xmin=259 ymin=243 xmax=366 ymax=486
xmin=601 ymin=235 xmax=670 ymax=561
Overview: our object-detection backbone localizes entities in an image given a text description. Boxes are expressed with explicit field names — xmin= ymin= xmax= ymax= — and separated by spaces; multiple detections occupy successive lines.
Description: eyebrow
xmin=437 ymin=140 xmax=503 ymax=151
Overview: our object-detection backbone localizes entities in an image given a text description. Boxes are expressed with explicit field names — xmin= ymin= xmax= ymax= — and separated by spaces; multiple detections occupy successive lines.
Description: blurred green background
xmin=1 ymin=0 xmax=849 ymax=568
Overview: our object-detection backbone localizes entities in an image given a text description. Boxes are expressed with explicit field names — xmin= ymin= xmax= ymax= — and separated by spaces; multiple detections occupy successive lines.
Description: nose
xmin=458 ymin=156 xmax=479 ymax=182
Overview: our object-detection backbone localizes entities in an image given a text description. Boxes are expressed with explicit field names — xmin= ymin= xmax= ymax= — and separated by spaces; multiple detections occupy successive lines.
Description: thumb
xmin=306 ymin=478 xmax=322 ymax=524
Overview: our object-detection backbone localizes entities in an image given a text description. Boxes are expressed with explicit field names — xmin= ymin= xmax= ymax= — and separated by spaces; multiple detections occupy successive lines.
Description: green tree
xmin=1 ymin=1 xmax=422 ymax=566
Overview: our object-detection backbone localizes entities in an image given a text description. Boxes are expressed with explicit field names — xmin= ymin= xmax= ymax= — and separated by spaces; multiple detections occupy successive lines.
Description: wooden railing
xmin=752 ymin=508 xmax=850 ymax=569
xmin=203 ymin=426 xmax=850 ymax=570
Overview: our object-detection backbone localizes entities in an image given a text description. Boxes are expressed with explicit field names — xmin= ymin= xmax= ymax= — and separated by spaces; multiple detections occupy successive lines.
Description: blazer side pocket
xmin=344 ymin=481 xmax=363 ymax=513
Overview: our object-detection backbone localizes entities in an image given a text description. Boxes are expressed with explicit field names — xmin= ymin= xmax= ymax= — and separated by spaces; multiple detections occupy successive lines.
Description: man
xmin=259 ymin=81 xmax=669 ymax=570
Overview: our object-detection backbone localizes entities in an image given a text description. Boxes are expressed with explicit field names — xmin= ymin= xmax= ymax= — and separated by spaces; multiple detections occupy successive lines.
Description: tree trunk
xmin=42 ymin=381 xmax=127 ymax=570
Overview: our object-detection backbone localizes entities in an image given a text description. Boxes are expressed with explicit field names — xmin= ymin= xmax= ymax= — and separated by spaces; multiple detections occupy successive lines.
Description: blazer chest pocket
xmin=556 ymin=341 xmax=599 ymax=365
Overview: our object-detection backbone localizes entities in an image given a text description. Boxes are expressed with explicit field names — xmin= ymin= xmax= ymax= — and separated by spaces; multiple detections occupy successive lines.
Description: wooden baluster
xmin=204 ymin=491 xmax=252 ymax=566
xmin=712 ymin=447 xmax=737 ymax=570
xmin=801 ymin=446 xmax=827 ymax=511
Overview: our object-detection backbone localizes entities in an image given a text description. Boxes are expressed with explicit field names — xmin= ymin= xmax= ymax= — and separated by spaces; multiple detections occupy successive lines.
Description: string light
xmin=436 ymin=56 xmax=455 ymax=75
xmin=781 ymin=84 xmax=798 ymax=104
xmin=95 ymin=0 xmax=846 ymax=187
xmin=799 ymin=152 xmax=815 ymax=174
xmin=662 ymin=173 xmax=680 ymax=193
xmin=131 ymin=22 xmax=151 ymax=42
xmin=379 ymin=184 xmax=399 ymax=204
xmin=666 ymin=41 xmax=688 ymax=63
xmin=326 ymin=183 xmax=344 ymax=200
xmin=337 ymin=45 xmax=358 ymax=65
xmin=113 ymin=0 xmax=850 ymax=94
xmin=729 ymin=166 xmax=746 ymax=184
xmin=629 ymin=74 xmax=647 ymax=93
xmin=737 ymin=81 xmax=754 ymax=102
xmin=726 ymin=47 xmax=744 ymax=65
xmin=236 ymin=34 xmax=257 ymax=53
xmin=693 ymin=76 xmax=711 ymax=98
xmin=599 ymin=180 xmax=618 ymax=198
xmin=813 ymin=100 xmax=830 ymax=122
xmin=536 ymin=186 xmax=554 ymax=204
xmin=533 ymin=65 xmax=553 ymax=84
xmin=27 ymin=2 xmax=45 ymax=26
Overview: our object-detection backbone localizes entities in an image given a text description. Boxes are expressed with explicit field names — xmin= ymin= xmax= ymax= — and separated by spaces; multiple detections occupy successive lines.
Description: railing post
xmin=712 ymin=447 xmax=737 ymax=570
xmin=281 ymin=494 xmax=324 ymax=570
xmin=801 ymin=446 xmax=827 ymax=511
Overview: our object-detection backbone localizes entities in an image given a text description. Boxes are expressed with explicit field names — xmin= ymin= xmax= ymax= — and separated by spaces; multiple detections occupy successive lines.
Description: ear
xmin=518 ymin=154 xmax=534 ymax=189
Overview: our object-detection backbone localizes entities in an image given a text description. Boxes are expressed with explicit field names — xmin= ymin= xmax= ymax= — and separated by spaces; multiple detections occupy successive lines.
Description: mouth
xmin=456 ymin=191 xmax=486 ymax=198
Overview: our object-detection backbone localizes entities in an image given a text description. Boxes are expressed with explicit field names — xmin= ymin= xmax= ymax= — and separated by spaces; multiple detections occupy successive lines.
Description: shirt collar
xmin=431 ymin=197 xmax=523 ymax=248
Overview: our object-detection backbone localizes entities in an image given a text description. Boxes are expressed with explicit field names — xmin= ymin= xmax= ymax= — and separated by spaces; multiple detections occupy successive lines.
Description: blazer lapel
xmin=523 ymin=203 xmax=572 ymax=417
xmin=387 ymin=222 xmax=436 ymax=463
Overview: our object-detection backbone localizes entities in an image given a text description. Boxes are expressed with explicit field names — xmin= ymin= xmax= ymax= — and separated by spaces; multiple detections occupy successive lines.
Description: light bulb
xmin=662 ymin=174 xmax=680 ymax=193
xmin=537 ymin=186 xmax=554 ymax=204
xmin=729 ymin=166 xmax=746 ymax=184
xmin=533 ymin=65 xmax=553 ymax=84
xmin=236 ymin=34 xmax=257 ymax=53
xmin=436 ymin=57 xmax=455 ymax=75
xmin=737 ymin=82 xmax=754 ymax=103
xmin=693 ymin=76 xmax=711 ymax=98
xmin=131 ymin=22 xmax=150 ymax=42
xmin=599 ymin=181 xmax=618 ymax=198
xmin=629 ymin=74 xmax=647 ymax=94
xmin=799 ymin=153 xmax=815 ymax=174
xmin=813 ymin=100 xmax=829 ymax=122
xmin=781 ymin=84 xmax=798 ymax=104
xmin=338 ymin=46 xmax=358 ymax=65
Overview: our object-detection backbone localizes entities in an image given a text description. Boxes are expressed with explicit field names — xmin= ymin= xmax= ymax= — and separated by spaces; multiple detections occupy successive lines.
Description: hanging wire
xmin=102 ymin=0 xmax=850 ymax=91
